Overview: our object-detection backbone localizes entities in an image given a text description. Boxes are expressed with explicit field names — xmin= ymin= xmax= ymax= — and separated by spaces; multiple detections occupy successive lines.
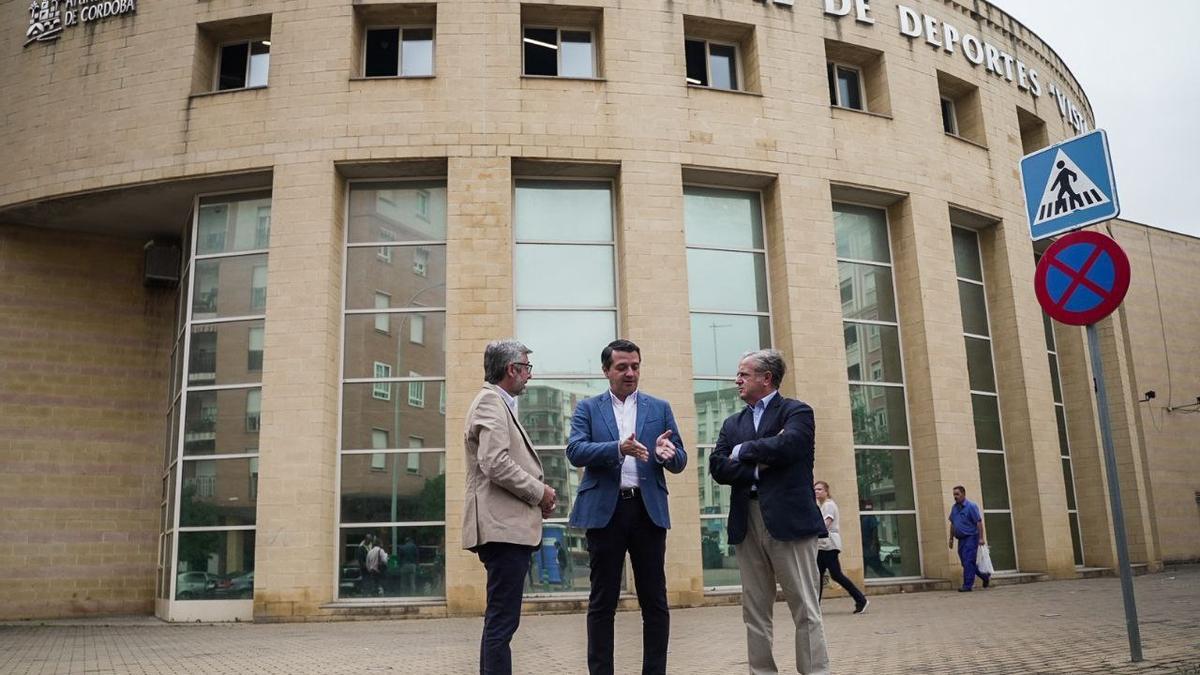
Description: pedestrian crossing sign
xmin=1020 ymin=129 xmax=1120 ymax=241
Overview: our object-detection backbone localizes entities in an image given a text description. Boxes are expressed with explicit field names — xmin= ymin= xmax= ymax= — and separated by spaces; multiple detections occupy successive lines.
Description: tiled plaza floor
xmin=1 ymin=565 xmax=1197 ymax=674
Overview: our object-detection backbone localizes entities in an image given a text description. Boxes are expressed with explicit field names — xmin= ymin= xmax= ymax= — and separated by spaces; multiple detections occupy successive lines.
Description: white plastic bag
xmin=976 ymin=544 xmax=995 ymax=576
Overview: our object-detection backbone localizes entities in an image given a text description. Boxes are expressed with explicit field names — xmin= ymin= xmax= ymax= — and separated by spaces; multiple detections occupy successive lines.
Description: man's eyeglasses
xmin=512 ymin=362 xmax=534 ymax=373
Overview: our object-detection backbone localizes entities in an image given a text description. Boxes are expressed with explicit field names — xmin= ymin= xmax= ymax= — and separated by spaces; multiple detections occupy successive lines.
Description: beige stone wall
xmin=3 ymin=0 xmax=1149 ymax=620
xmin=1111 ymin=221 xmax=1200 ymax=563
xmin=0 ymin=225 xmax=173 ymax=620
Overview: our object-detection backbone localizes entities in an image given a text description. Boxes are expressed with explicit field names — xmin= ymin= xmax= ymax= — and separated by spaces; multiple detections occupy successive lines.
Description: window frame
xmin=953 ymin=224 xmax=1019 ymax=573
xmin=214 ymin=38 xmax=271 ymax=92
xmin=834 ymin=200 xmax=923 ymax=582
xmin=685 ymin=183 xmax=774 ymax=592
xmin=361 ymin=24 xmax=436 ymax=78
xmin=684 ymin=36 xmax=743 ymax=92
xmin=521 ymin=24 xmax=597 ymax=79
xmin=336 ymin=177 xmax=449 ymax=602
xmin=372 ymin=362 xmax=393 ymax=400
xmin=941 ymin=96 xmax=959 ymax=136
xmin=828 ymin=61 xmax=866 ymax=111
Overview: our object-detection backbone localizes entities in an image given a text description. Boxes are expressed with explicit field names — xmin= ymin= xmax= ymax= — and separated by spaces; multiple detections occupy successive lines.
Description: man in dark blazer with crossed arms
xmin=567 ymin=339 xmax=687 ymax=675
xmin=709 ymin=349 xmax=829 ymax=675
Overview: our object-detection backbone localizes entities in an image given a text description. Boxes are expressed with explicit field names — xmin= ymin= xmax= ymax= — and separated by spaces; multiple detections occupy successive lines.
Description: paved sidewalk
xmin=1 ymin=566 xmax=1197 ymax=674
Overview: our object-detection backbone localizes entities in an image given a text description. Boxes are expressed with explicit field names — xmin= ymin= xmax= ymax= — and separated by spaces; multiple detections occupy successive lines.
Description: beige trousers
xmin=735 ymin=501 xmax=830 ymax=675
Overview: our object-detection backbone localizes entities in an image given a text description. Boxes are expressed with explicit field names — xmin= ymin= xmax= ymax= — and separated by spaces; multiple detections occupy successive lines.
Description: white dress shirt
xmin=732 ymin=389 xmax=778 ymax=483
xmin=611 ymin=390 xmax=640 ymax=489
xmin=497 ymin=386 xmax=518 ymax=414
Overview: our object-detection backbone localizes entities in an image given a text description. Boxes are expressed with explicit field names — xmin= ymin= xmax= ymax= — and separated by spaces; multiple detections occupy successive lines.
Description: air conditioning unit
xmin=144 ymin=241 xmax=182 ymax=287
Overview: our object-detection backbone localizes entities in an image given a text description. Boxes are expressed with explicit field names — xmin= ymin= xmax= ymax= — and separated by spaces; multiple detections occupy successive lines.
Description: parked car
xmin=212 ymin=571 xmax=254 ymax=599
xmin=879 ymin=544 xmax=902 ymax=565
xmin=176 ymin=571 xmax=213 ymax=599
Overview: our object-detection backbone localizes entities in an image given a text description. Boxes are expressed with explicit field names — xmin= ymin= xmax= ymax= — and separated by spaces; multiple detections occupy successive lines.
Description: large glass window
xmin=513 ymin=179 xmax=616 ymax=594
xmin=163 ymin=191 xmax=271 ymax=602
xmin=1040 ymin=268 xmax=1085 ymax=566
xmin=363 ymin=26 xmax=435 ymax=78
xmin=953 ymin=226 xmax=1017 ymax=571
xmin=685 ymin=186 xmax=771 ymax=589
xmin=217 ymin=39 xmax=270 ymax=91
xmin=522 ymin=27 xmax=595 ymax=78
xmin=339 ymin=181 xmax=448 ymax=599
xmin=835 ymin=203 xmax=920 ymax=579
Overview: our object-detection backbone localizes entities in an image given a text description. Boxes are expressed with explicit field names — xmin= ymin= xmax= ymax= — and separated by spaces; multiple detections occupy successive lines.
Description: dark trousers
xmin=816 ymin=549 xmax=866 ymax=606
xmin=956 ymin=534 xmax=989 ymax=589
xmin=585 ymin=495 xmax=669 ymax=675
xmin=477 ymin=542 xmax=534 ymax=675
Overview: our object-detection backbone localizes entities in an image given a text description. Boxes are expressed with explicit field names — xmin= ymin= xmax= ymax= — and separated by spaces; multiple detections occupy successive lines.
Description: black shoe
xmin=982 ymin=575 xmax=991 ymax=589
xmin=958 ymin=587 xmax=972 ymax=592
xmin=854 ymin=599 xmax=869 ymax=614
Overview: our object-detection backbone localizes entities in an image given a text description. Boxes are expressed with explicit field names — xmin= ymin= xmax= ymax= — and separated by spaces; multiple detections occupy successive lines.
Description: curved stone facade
xmin=4 ymin=0 xmax=1183 ymax=624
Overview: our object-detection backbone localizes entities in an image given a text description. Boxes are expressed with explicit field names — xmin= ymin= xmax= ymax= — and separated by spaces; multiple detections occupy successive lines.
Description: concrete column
xmin=1094 ymin=312 xmax=1161 ymax=568
xmin=889 ymin=195 xmax=979 ymax=583
xmin=980 ymin=221 xmax=1076 ymax=578
xmin=254 ymin=161 xmax=345 ymax=619
xmin=774 ymin=177 xmax=862 ymax=584
xmin=1052 ymin=321 xmax=1118 ymax=569
xmin=443 ymin=156 xmax=513 ymax=615
xmin=618 ymin=160 xmax=703 ymax=606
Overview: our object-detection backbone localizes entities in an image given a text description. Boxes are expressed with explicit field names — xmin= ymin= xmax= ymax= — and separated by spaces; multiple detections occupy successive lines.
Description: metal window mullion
xmin=843 ymin=317 xmax=899 ymax=328
xmin=345 ymin=307 xmax=447 ymax=316
xmin=194 ymin=248 xmax=269 ymax=262
xmin=835 ymin=256 xmax=893 ymax=269
xmin=976 ymin=448 xmax=1006 ymax=455
xmin=341 ymin=447 xmax=448 ymax=455
xmin=853 ymin=444 xmax=913 ymax=452
xmin=970 ymin=389 xmax=999 ymax=398
xmin=181 ymin=452 xmax=260 ymax=462
xmin=688 ymin=308 xmax=770 ymax=319
xmin=347 ymin=240 xmax=446 ymax=249
xmin=191 ymin=314 xmax=267 ymax=326
xmin=686 ymin=243 xmax=767 ymax=255
xmin=517 ymin=305 xmax=618 ymax=312
xmin=340 ymin=520 xmax=446 ymax=529
xmin=344 ymin=376 xmax=446 ymax=385
xmin=516 ymin=239 xmax=614 ymax=247
xmin=848 ymin=380 xmax=905 ymax=389
xmin=334 ymin=182 xmax=351 ymax=598
xmin=187 ymin=382 xmax=264 ymax=393
xmin=178 ymin=525 xmax=257 ymax=533
xmin=863 ymin=510 xmax=918 ymax=516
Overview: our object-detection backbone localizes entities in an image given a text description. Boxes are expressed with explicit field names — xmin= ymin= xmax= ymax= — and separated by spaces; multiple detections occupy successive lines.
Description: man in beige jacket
xmin=463 ymin=339 xmax=557 ymax=675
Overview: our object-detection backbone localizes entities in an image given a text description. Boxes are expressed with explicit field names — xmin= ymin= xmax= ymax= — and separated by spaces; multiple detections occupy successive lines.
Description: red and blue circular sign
xmin=1035 ymin=230 xmax=1130 ymax=326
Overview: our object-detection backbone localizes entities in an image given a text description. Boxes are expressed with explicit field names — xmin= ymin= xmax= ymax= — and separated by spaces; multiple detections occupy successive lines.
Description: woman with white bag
xmin=814 ymin=480 xmax=869 ymax=614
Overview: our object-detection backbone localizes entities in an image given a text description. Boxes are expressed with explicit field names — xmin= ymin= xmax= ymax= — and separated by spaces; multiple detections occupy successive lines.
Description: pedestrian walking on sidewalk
xmin=948 ymin=485 xmax=991 ymax=592
xmin=814 ymin=480 xmax=869 ymax=614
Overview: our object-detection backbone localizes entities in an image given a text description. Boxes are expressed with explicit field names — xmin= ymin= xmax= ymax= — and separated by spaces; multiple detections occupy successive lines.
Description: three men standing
xmin=461 ymin=340 xmax=557 ymax=675
xmin=708 ymin=349 xmax=830 ymax=675
xmin=948 ymin=485 xmax=991 ymax=592
xmin=567 ymin=339 xmax=687 ymax=675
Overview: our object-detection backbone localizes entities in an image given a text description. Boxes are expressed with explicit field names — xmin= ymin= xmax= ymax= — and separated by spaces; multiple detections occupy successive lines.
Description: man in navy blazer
xmin=709 ymin=349 xmax=829 ymax=675
xmin=566 ymin=339 xmax=687 ymax=675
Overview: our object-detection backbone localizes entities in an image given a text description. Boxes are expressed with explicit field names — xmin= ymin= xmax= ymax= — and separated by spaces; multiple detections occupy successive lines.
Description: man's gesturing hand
xmin=654 ymin=430 xmax=676 ymax=462
xmin=540 ymin=484 xmax=557 ymax=518
xmin=620 ymin=433 xmax=650 ymax=462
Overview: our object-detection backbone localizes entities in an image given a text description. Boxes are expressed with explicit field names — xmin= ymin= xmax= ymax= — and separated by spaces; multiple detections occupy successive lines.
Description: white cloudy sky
xmin=995 ymin=0 xmax=1200 ymax=237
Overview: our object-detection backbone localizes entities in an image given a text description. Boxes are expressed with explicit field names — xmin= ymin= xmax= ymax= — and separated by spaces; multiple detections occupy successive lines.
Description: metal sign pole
xmin=1085 ymin=321 xmax=1143 ymax=663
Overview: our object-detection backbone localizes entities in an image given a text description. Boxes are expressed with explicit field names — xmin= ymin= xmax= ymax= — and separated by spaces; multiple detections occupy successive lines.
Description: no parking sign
xmin=1034 ymin=230 xmax=1130 ymax=326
